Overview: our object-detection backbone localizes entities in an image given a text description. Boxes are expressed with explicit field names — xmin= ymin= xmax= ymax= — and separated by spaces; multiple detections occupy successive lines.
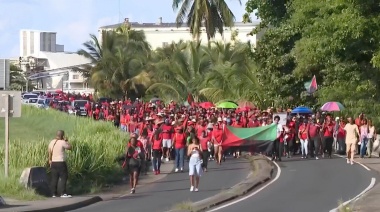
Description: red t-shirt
xmin=174 ymin=133 xmax=186 ymax=149
xmin=323 ymin=123 xmax=334 ymax=137
xmin=247 ymin=121 xmax=260 ymax=128
xmin=308 ymin=124 xmax=320 ymax=138
xmin=298 ymin=124 xmax=308 ymax=140
xmin=152 ymin=137 xmax=163 ymax=150
xmin=129 ymin=122 xmax=137 ymax=133
xmin=232 ymin=122 xmax=243 ymax=128
xmin=161 ymin=125 xmax=173 ymax=139
xmin=200 ymin=134 xmax=210 ymax=150
xmin=337 ymin=123 xmax=346 ymax=138
xmin=212 ymin=129 xmax=223 ymax=144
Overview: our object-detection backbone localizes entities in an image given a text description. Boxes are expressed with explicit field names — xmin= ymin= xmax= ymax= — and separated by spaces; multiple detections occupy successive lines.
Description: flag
xmin=304 ymin=75 xmax=318 ymax=94
xmin=187 ymin=93 xmax=194 ymax=107
xmin=222 ymin=124 xmax=277 ymax=153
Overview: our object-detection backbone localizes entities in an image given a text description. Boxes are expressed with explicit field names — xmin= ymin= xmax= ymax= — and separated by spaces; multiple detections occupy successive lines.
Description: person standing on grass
xmin=344 ymin=117 xmax=360 ymax=165
xmin=48 ymin=130 xmax=72 ymax=198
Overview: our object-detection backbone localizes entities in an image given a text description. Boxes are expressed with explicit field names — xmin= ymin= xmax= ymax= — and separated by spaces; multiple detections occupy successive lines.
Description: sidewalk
xmin=352 ymin=156 xmax=380 ymax=212
xmin=0 ymin=161 xmax=174 ymax=212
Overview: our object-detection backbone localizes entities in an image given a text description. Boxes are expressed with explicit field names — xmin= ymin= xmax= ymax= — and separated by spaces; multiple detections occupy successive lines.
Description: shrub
xmin=0 ymin=106 xmax=126 ymax=200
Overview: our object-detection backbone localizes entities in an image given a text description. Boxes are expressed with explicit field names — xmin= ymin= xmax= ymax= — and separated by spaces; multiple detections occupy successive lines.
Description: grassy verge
xmin=0 ymin=106 xmax=126 ymax=200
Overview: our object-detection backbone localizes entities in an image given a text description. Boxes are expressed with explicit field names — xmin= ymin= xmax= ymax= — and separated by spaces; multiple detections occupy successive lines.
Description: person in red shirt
xmin=199 ymin=130 xmax=211 ymax=172
xmin=212 ymin=123 xmax=224 ymax=165
xmin=247 ymin=115 xmax=261 ymax=128
xmin=335 ymin=117 xmax=346 ymax=155
xmin=172 ymin=126 xmax=186 ymax=172
xmin=322 ymin=118 xmax=334 ymax=158
xmin=298 ymin=119 xmax=309 ymax=158
xmin=308 ymin=119 xmax=321 ymax=159
xmin=161 ymin=119 xmax=174 ymax=162
xmin=151 ymin=131 xmax=163 ymax=175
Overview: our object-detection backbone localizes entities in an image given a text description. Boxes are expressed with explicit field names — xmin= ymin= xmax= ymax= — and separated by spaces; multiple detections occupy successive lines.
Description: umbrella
xmin=321 ymin=102 xmax=345 ymax=112
xmin=199 ymin=102 xmax=214 ymax=109
xmin=150 ymin=97 xmax=160 ymax=103
xmin=291 ymin=106 xmax=313 ymax=114
xmin=237 ymin=106 xmax=251 ymax=112
xmin=216 ymin=102 xmax=238 ymax=109
xmin=238 ymin=101 xmax=255 ymax=109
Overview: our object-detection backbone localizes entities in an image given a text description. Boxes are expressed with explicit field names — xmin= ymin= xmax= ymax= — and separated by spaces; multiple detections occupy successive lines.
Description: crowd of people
xmin=43 ymin=91 xmax=377 ymax=194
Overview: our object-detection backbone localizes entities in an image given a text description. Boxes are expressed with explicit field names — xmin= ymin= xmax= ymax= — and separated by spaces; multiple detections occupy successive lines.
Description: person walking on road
xmin=151 ymin=130 xmax=163 ymax=175
xmin=173 ymin=126 xmax=186 ymax=172
xmin=48 ymin=130 xmax=72 ymax=198
xmin=199 ymin=130 xmax=210 ymax=172
xmin=367 ymin=120 xmax=376 ymax=158
xmin=271 ymin=116 xmax=283 ymax=161
xmin=126 ymin=137 xmax=144 ymax=194
xmin=298 ymin=119 xmax=309 ymax=158
xmin=360 ymin=119 xmax=369 ymax=158
xmin=188 ymin=137 xmax=203 ymax=192
xmin=344 ymin=117 xmax=360 ymax=165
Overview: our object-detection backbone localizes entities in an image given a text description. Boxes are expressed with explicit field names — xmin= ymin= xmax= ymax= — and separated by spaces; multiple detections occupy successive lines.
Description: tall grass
xmin=0 ymin=106 xmax=126 ymax=200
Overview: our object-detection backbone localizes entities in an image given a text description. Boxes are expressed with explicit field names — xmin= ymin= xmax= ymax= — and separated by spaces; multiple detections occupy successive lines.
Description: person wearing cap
xmin=162 ymin=118 xmax=174 ymax=162
xmin=172 ymin=126 xmax=186 ymax=172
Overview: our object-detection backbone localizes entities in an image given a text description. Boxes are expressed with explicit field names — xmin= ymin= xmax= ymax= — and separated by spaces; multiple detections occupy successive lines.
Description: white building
xmin=20 ymin=30 xmax=64 ymax=57
xmin=0 ymin=59 xmax=10 ymax=90
xmin=18 ymin=30 xmax=93 ymax=93
xmin=99 ymin=18 xmax=261 ymax=49
xmin=26 ymin=52 xmax=92 ymax=91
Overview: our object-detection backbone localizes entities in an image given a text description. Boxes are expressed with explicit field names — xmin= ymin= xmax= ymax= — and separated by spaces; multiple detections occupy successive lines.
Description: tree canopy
xmin=245 ymin=0 xmax=380 ymax=119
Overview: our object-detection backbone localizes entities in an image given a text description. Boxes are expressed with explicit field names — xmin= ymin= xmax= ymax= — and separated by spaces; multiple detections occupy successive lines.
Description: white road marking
xmin=206 ymin=157 xmax=281 ymax=212
xmin=334 ymin=154 xmax=371 ymax=171
xmin=329 ymin=177 xmax=376 ymax=212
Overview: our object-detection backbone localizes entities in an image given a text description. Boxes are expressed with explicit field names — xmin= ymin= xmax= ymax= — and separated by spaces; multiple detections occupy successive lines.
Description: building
xmin=18 ymin=30 xmax=93 ymax=93
xmin=20 ymin=30 xmax=64 ymax=57
xmin=99 ymin=18 xmax=261 ymax=49
xmin=0 ymin=59 xmax=10 ymax=90
xmin=26 ymin=52 xmax=92 ymax=92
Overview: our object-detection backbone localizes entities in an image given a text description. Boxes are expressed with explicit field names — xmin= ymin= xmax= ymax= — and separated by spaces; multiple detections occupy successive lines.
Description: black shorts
xmin=129 ymin=165 xmax=141 ymax=174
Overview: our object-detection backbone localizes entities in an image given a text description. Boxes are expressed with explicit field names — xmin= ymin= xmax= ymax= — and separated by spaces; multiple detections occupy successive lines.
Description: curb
xmin=0 ymin=196 xmax=6 ymax=207
xmin=20 ymin=196 xmax=102 ymax=212
xmin=169 ymin=155 xmax=274 ymax=212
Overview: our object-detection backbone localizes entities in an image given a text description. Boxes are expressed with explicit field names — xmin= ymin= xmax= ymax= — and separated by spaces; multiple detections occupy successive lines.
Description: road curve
xmin=208 ymin=156 xmax=377 ymax=212
xmin=70 ymin=158 xmax=251 ymax=212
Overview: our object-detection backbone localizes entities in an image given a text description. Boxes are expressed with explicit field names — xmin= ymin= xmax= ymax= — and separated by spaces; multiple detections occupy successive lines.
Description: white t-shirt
xmin=276 ymin=123 xmax=284 ymax=138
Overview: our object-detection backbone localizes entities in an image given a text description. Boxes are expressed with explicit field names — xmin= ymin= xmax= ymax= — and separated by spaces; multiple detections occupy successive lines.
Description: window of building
xmin=162 ymin=42 xmax=169 ymax=47
xmin=72 ymin=74 xmax=80 ymax=80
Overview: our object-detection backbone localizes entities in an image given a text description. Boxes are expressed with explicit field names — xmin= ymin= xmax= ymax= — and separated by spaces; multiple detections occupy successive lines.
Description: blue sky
xmin=0 ymin=0 xmax=251 ymax=58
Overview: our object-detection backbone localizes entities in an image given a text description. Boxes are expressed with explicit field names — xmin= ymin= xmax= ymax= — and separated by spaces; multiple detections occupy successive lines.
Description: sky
xmin=0 ymin=0 xmax=251 ymax=58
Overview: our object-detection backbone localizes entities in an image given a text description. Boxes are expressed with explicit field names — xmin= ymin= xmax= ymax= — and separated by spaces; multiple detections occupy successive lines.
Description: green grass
xmin=0 ymin=106 xmax=126 ymax=200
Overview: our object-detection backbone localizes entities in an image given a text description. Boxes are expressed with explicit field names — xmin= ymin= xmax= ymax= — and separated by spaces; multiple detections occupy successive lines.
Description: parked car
xmin=27 ymin=98 xmax=39 ymax=107
xmin=22 ymin=93 xmax=38 ymax=104
xmin=37 ymin=98 xmax=53 ymax=109
xmin=69 ymin=100 xmax=89 ymax=116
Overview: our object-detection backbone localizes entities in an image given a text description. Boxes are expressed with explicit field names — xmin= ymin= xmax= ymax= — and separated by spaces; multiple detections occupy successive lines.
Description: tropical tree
xmin=147 ymin=41 xmax=211 ymax=102
xmin=77 ymin=26 xmax=152 ymax=98
xmin=172 ymin=0 xmax=241 ymax=41
xmin=9 ymin=64 xmax=29 ymax=91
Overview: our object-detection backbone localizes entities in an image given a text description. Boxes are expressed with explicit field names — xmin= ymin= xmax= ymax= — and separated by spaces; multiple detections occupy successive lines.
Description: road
xmin=208 ymin=155 xmax=377 ymax=212
xmin=70 ymin=158 xmax=251 ymax=212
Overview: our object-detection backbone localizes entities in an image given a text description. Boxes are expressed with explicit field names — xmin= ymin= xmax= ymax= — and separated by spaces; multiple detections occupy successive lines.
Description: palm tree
xmin=172 ymin=0 xmax=241 ymax=41
xmin=147 ymin=41 xmax=211 ymax=102
xmin=9 ymin=64 xmax=29 ymax=91
xmin=77 ymin=27 xmax=152 ymax=98
xmin=200 ymin=42 xmax=264 ymax=104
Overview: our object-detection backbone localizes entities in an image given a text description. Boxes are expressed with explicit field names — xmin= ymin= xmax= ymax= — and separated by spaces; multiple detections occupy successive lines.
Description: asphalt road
xmin=70 ymin=158 xmax=251 ymax=212
xmin=210 ymin=155 xmax=377 ymax=212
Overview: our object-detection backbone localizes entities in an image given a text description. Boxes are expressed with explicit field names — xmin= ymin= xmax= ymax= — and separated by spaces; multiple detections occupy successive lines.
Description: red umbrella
xmin=199 ymin=102 xmax=215 ymax=109
xmin=237 ymin=106 xmax=251 ymax=112
xmin=238 ymin=101 xmax=255 ymax=109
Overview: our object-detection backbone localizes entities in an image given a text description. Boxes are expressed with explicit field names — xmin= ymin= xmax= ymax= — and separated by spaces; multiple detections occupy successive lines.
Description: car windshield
xmin=74 ymin=101 xmax=87 ymax=107
xmin=23 ymin=94 xmax=38 ymax=99
xmin=38 ymin=100 xmax=44 ymax=104
xmin=29 ymin=99 xmax=38 ymax=103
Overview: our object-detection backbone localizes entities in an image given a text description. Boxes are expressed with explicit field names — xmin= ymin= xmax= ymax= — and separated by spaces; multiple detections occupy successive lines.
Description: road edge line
xmin=334 ymin=154 xmax=371 ymax=171
xmin=329 ymin=177 xmax=376 ymax=212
